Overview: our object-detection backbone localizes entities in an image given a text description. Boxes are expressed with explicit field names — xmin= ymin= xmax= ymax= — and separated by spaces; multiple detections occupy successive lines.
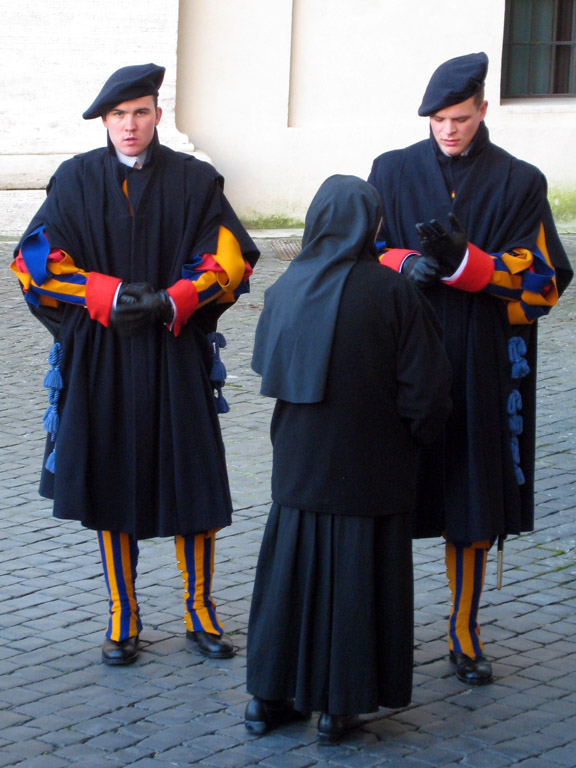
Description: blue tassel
xmin=43 ymin=406 xmax=59 ymax=434
xmin=43 ymin=368 xmax=63 ymax=390
xmin=510 ymin=436 xmax=525 ymax=485
xmin=510 ymin=436 xmax=520 ymax=464
xmin=508 ymin=336 xmax=530 ymax=380
xmin=507 ymin=344 xmax=528 ymax=484
xmin=512 ymin=359 xmax=530 ymax=379
xmin=48 ymin=343 xmax=63 ymax=366
xmin=207 ymin=332 xmax=230 ymax=413
xmin=215 ymin=390 xmax=230 ymax=415
xmin=41 ymin=342 xmax=64 ymax=473
xmin=45 ymin=447 xmax=56 ymax=474
xmin=509 ymin=413 xmax=523 ymax=435
xmin=211 ymin=358 xmax=227 ymax=383
xmin=507 ymin=389 xmax=522 ymax=414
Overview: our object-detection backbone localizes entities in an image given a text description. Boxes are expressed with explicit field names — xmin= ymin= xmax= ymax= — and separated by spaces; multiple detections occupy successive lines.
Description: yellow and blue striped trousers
xmin=97 ymin=529 xmax=224 ymax=642
xmin=445 ymin=540 xmax=490 ymax=659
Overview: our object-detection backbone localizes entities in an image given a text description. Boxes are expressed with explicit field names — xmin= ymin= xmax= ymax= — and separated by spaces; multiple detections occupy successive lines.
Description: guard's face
xmin=102 ymin=96 xmax=162 ymax=157
xmin=429 ymin=95 xmax=487 ymax=157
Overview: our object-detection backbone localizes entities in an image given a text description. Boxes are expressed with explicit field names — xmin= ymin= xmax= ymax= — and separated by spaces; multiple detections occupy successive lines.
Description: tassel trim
xmin=42 ymin=342 xmax=64 ymax=473
xmin=507 ymin=336 xmax=530 ymax=485
xmin=207 ymin=332 xmax=230 ymax=414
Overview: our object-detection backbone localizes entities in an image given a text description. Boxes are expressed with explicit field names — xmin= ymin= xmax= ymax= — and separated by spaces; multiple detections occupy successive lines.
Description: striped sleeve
xmin=167 ymin=225 xmax=253 ymax=337
xmin=10 ymin=225 xmax=121 ymax=326
xmin=10 ymin=225 xmax=90 ymax=308
xmin=439 ymin=222 xmax=558 ymax=324
xmin=483 ymin=223 xmax=558 ymax=324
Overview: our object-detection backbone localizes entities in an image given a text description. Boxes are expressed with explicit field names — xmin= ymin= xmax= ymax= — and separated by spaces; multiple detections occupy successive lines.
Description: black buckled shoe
xmin=450 ymin=650 xmax=493 ymax=685
xmin=244 ymin=696 xmax=306 ymax=735
xmin=317 ymin=713 xmax=362 ymax=745
xmin=101 ymin=636 xmax=139 ymax=666
xmin=186 ymin=630 xmax=235 ymax=659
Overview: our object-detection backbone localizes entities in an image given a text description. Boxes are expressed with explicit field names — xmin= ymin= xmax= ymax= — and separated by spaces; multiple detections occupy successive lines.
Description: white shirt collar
xmin=115 ymin=148 xmax=148 ymax=168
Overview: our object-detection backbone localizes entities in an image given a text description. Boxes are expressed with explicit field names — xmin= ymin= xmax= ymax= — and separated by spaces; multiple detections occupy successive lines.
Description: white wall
xmin=1 ymin=0 xmax=575 ymax=234
xmin=176 ymin=0 xmax=576 ymax=222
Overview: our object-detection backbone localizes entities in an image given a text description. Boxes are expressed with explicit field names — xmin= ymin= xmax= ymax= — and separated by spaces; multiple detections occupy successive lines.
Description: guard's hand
xmin=153 ymin=289 xmax=175 ymax=325
xmin=415 ymin=213 xmax=468 ymax=274
xmin=401 ymin=254 xmax=443 ymax=288
xmin=110 ymin=282 xmax=156 ymax=336
xmin=117 ymin=282 xmax=155 ymax=306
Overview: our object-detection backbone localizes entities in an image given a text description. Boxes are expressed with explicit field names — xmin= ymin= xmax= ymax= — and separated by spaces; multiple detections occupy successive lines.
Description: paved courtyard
xmin=1 ymin=235 xmax=575 ymax=767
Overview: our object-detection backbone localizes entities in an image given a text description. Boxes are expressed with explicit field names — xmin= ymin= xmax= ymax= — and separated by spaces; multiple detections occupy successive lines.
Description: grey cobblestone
xmin=1 ymin=236 xmax=575 ymax=766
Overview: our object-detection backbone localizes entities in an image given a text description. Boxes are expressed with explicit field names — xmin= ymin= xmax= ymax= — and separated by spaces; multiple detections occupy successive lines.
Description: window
xmin=502 ymin=0 xmax=576 ymax=97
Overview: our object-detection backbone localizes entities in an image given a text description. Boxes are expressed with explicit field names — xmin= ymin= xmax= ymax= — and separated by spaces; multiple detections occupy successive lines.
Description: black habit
xmin=247 ymin=175 xmax=452 ymax=714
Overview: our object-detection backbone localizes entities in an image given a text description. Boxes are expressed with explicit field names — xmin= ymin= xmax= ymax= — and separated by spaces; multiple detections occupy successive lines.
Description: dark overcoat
xmin=368 ymin=123 xmax=573 ymax=542
xmin=18 ymin=135 xmax=259 ymax=539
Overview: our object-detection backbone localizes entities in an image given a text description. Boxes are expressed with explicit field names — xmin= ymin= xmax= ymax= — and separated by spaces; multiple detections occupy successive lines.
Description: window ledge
xmin=500 ymin=97 xmax=576 ymax=113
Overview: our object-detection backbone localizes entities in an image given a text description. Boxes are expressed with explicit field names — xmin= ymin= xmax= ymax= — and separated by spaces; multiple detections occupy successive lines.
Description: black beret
xmin=418 ymin=52 xmax=488 ymax=116
xmin=82 ymin=63 xmax=165 ymax=119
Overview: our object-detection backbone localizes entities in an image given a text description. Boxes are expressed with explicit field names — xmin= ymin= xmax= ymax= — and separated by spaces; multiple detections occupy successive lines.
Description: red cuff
xmin=379 ymin=249 xmax=420 ymax=272
xmin=166 ymin=279 xmax=199 ymax=337
xmin=442 ymin=243 xmax=494 ymax=292
xmin=85 ymin=273 xmax=122 ymax=326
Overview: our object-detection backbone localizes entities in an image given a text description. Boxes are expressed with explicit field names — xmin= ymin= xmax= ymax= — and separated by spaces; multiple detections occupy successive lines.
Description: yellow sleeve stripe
xmin=211 ymin=226 xmax=246 ymax=291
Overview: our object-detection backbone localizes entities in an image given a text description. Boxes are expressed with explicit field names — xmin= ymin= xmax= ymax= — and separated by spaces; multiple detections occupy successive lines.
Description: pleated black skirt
xmin=246 ymin=503 xmax=414 ymax=715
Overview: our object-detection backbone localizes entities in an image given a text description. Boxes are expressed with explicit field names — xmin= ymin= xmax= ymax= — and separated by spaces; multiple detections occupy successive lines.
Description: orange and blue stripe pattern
xmin=484 ymin=223 xmax=558 ymax=324
xmin=97 ymin=531 xmax=141 ymax=642
xmin=97 ymin=529 xmax=223 ymax=641
xmin=445 ymin=541 xmax=489 ymax=659
xmin=175 ymin=530 xmax=224 ymax=635
xmin=10 ymin=224 xmax=252 ymax=322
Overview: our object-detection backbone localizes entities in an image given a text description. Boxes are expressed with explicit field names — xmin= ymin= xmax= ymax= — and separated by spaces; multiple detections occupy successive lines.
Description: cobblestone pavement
xmin=1 ymin=236 xmax=575 ymax=768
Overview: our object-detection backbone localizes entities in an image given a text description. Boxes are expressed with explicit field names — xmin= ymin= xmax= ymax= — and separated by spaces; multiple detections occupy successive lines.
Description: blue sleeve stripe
xmin=21 ymin=226 xmax=51 ymax=286
xmin=522 ymin=302 xmax=551 ymax=320
xmin=197 ymin=283 xmax=222 ymax=304
xmin=32 ymin=286 xmax=87 ymax=306
xmin=484 ymin=284 xmax=522 ymax=300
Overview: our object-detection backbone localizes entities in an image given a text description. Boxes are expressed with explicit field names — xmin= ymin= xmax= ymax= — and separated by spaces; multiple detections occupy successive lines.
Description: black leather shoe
xmin=244 ymin=696 xmax=305 ymax=735
xmin=186 ymin=630 xmax=235 ymax=659
xmin=450 ymin=650 xmax=493 ymax=685
xmin=101 ymin=636 xmax=139 ymax=666
xmin=317 ymin=713 xmax=362 ymax=745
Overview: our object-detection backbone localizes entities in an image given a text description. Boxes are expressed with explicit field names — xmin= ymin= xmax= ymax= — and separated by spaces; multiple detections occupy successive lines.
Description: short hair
xmin=473 ymin=87 xmax=485 ymax=108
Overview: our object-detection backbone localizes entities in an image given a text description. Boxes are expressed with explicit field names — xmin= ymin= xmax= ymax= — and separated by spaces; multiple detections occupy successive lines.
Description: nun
xmin=245 ymin=174 xmax=452 ymax=744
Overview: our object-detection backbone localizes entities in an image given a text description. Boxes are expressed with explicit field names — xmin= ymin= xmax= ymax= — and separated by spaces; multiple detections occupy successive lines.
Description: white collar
xmin=115 ymin=148 xmax=148 ymax=168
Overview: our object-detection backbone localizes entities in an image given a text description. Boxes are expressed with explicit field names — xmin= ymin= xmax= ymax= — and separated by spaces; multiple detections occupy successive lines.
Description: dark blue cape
xmin=17 ymin=133 xmax=259 ymax=539
xmin=369 ymin=123 xmax=573 ymax=542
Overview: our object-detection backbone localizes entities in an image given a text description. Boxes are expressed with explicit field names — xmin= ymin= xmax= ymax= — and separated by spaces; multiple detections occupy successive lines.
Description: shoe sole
xmin=189 ymin=644 xmax=236 ymax=659
xmin=101 ymin=654 xmax=138 ymax=666
xmin=318 ymin=733 xmax=342 ymax=746
xmin=455 ymin=672 xmax=494 ymax=686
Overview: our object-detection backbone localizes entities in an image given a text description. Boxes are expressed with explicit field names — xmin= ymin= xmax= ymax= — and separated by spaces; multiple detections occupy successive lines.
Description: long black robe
xmin=247 ymin=175 xmax=452 ymax=713
xmin=17 ymin=134 xmax=259 ymax=539
xmin=368 ymin=123 xmax=573 ymax=543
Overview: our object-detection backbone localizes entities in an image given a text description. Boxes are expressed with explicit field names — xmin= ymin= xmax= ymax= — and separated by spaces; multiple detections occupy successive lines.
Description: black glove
xmin=111 ymin=285 xmax=174 ymax=336
xmin=110 ymin=282 xmax=156 ymax=336
xmin=117 ymin=282 xmax=155 ymax=306
xmin=150 ymin=289 xmax=175 ymax=325
xmin=401 ymin=254 xmax=443 ymax=288
xmin=415 ymin=213 xmax=468 ymax=275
